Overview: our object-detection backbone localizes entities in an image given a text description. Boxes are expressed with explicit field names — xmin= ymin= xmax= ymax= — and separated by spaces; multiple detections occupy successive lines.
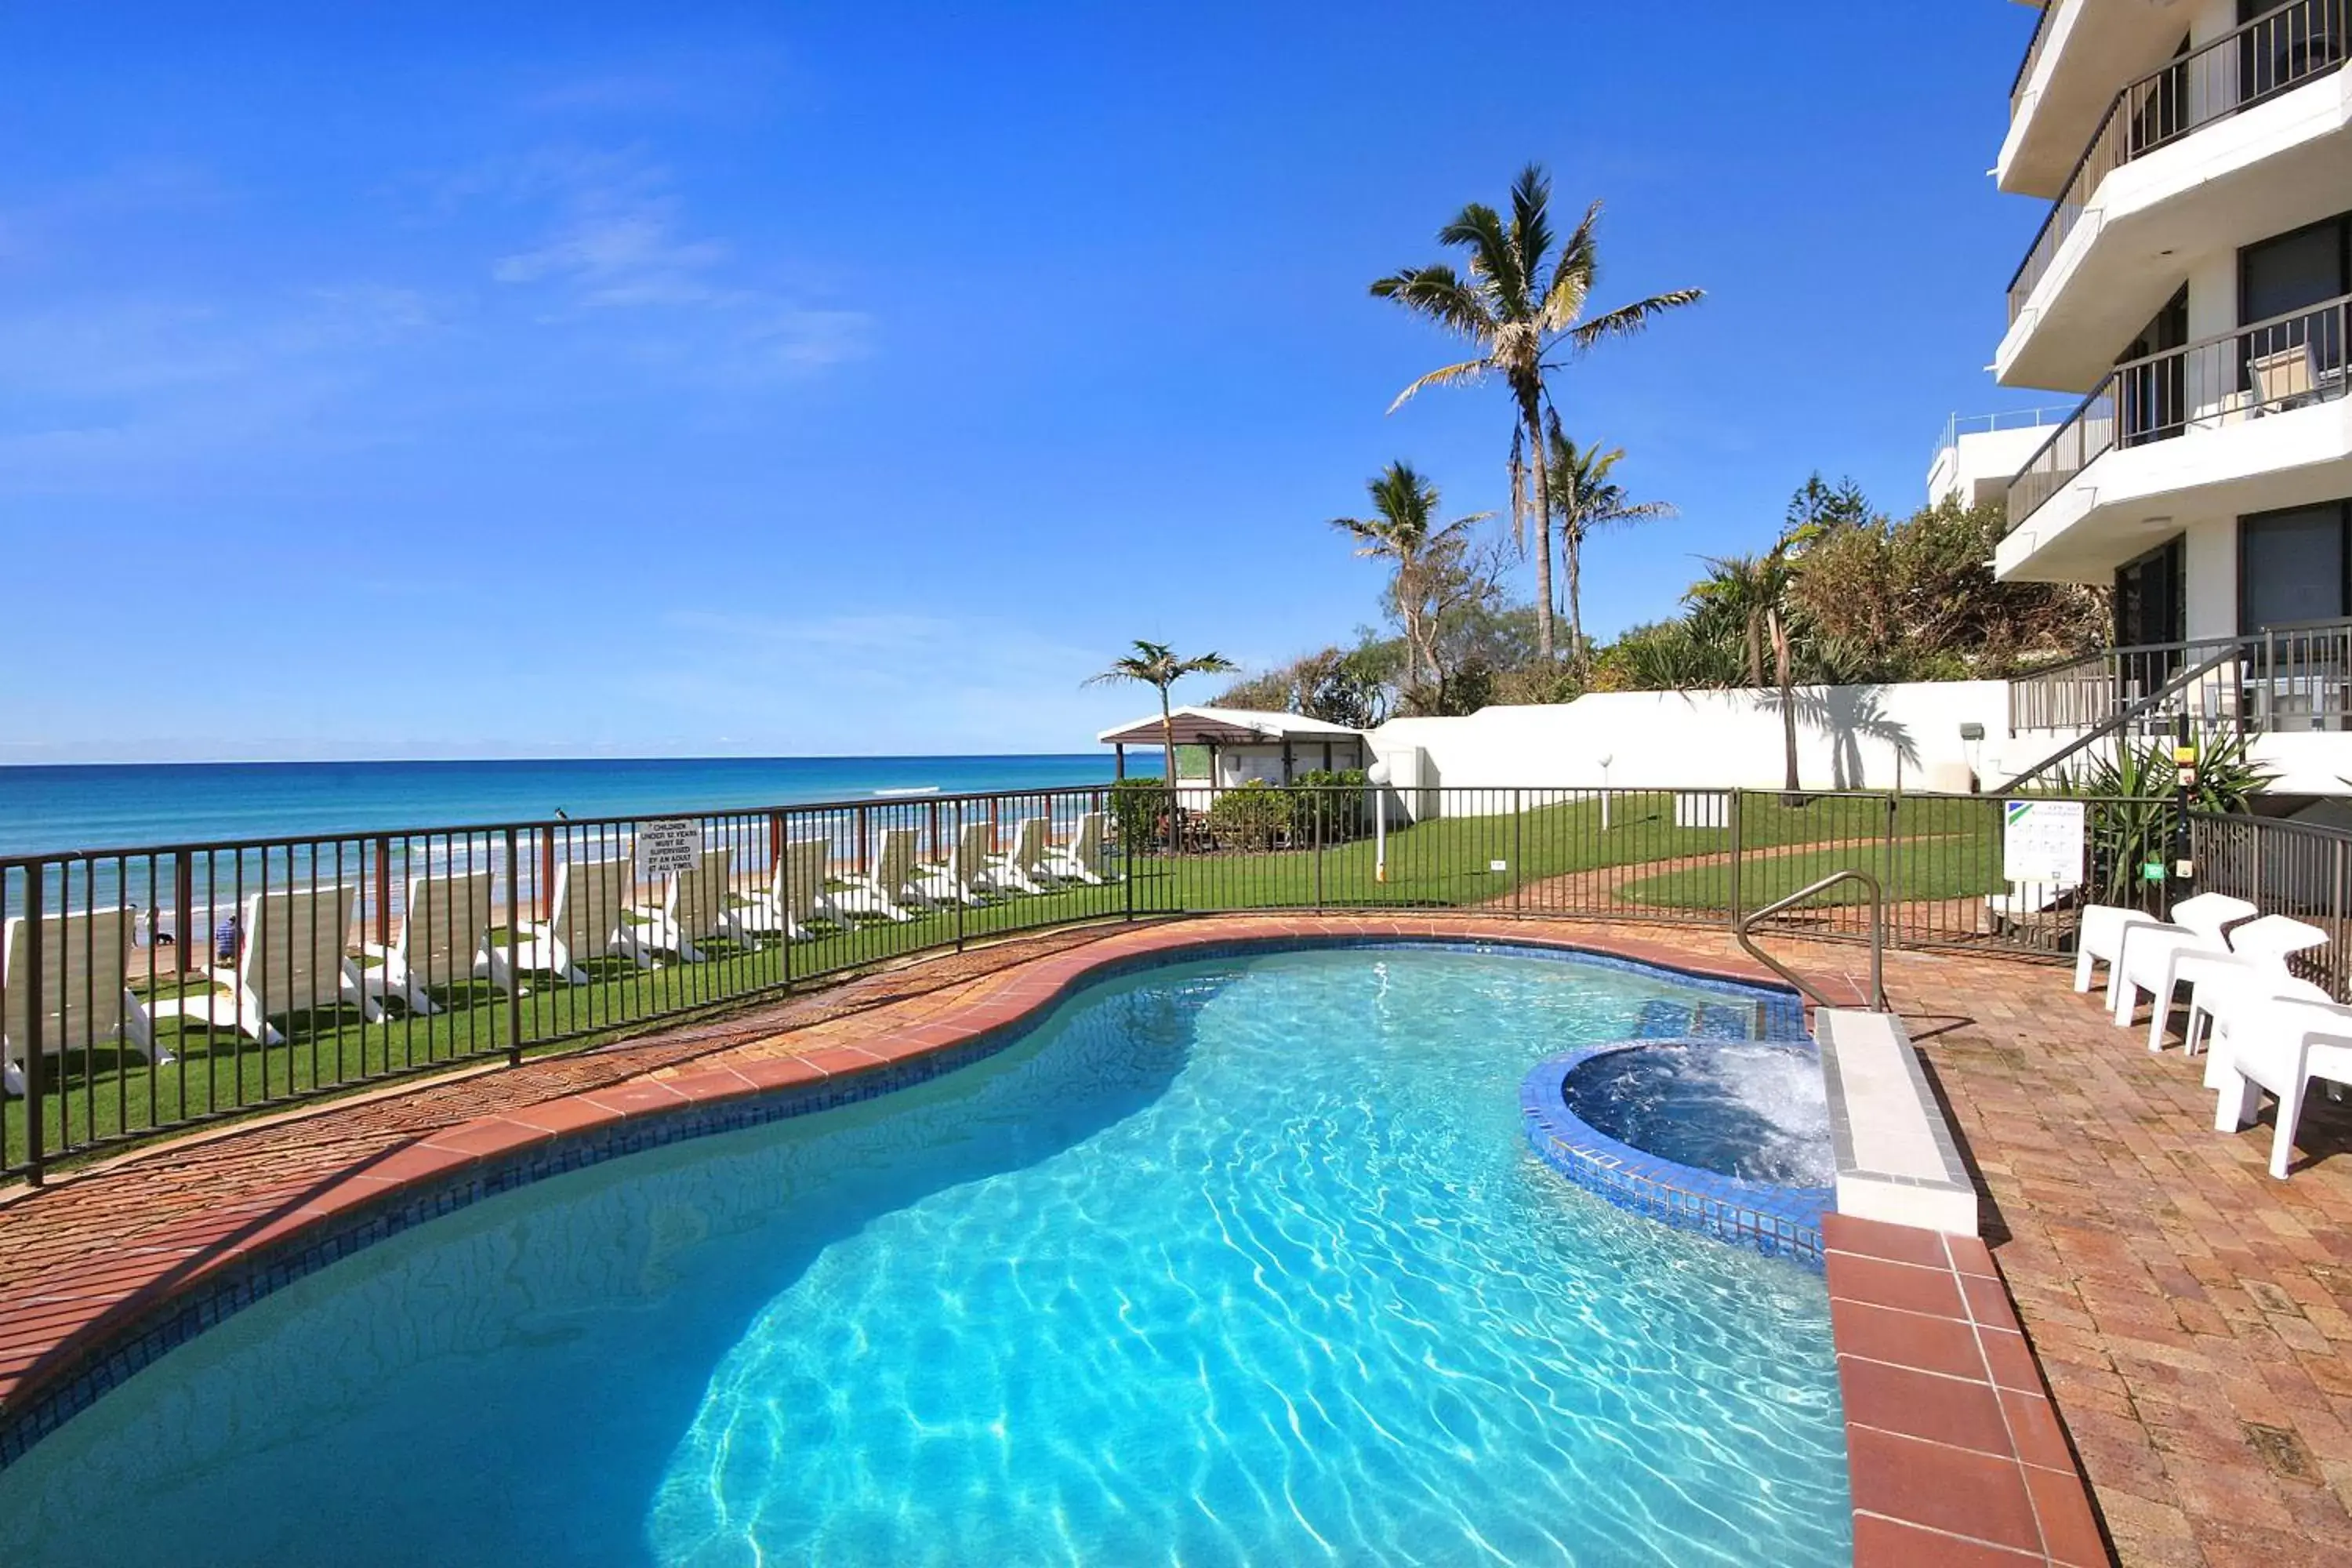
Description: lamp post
xmin=1598 ymin=754 xmax=1614 ymax=831
xmin=1367 ymin=759 xmax=1392 ymax=884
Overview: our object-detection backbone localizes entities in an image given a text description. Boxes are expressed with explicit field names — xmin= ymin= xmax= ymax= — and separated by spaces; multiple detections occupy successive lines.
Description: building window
xmin=2114 ymin=535 xmax=2186 ymax=647
xmin=2241 ymin=501 xmax=2352 ymax=630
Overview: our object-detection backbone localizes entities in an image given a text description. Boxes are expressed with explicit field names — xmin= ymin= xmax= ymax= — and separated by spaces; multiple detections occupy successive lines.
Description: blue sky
xmin=0 ymin=2 xmax=2051 ymax=762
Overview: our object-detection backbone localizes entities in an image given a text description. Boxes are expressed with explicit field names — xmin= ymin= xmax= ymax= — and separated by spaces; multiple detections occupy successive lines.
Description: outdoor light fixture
xmin=1598 ymin=754 xmax=1614 ymax=830
xmin=1958 ymin=723 xmax=1985 ymax=790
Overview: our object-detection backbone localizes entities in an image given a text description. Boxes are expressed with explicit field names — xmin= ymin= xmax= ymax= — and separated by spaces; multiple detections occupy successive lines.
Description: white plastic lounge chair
xmin=736 ymin=838 xmax=844 ymax=942
xmin=1040 ymin=812 xmax=1116 ymax=886
xmin=504 ymin=858 xmax=655 ymax=983
xmin=2170 ymin=915 xmax=2330 ymax=1054
xmin=2109 ymin=894 xmax=2265 ymax=1047
xmin=832 ymin=828 xmax=928 ymax=923
xmin=632 ymin=847 xmax=744 ymax=961
xmin=2075 ymin=905 xmax=2164 ymax=994
xmin=156 ymin=884 xmax=379 ymax=1046
xmin=975 ymin=817 xmax=1051 ymax=895
xmin=2 ymin=906 xmax=163 ymax=1098
xmin=2195 ymin=972 xmax=2334 ymax=1086
xmin=916 ymin=822 xmax=997 ymax=907
xmin=360 ymin=870 xmax=503 ymax=1014
xmin=2212 ymin=995 xmax=2352 ymax=1179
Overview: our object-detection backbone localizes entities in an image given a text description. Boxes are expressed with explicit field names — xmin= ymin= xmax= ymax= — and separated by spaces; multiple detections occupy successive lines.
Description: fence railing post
xmin=1313 ymin=792 xmax=1324 ymax=914
xmin=955 ymin=800 xmax=967 ymax=953
xmin=1727 ymin=790 xmax=1744 ymax=933
xmin=503 ymin=828 xmax=524 ymax=1068
xmin=1513 ymin=788 xmax=1524 ymax=920
xmin=23 ymin=862 xmax=44 ymax=1186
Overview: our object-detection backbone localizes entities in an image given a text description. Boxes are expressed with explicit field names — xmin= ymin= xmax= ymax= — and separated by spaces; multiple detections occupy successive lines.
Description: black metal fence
xmin=0 ymin=782 xmax=2190 ymax=1182
xmin=2191 ymin=811 xmax=2352 ymax=998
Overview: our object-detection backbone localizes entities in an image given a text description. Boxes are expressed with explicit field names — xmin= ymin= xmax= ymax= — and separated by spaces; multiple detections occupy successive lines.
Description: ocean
xmin=0 ymin=755 xmax=1125 ymax=858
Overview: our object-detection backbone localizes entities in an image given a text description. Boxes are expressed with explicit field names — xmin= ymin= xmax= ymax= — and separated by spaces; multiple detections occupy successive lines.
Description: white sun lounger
xmin=832 ymin=828 xmax=929 ymax=923
xmin=2212 ymin=994 xmax=2352 ymax=1179
xmin=360 ymin=869 xmax=504 ymax=1014
xmin=1040 ymin=812 xmax=1116 ymax=886
xmin=916 ymin=822 xmax=997 ymax=907
xmin=736 ymin=838 xmax=845 ymax=943
xmin=504 ymin=858 xmax=657 ymax=983
xmin=2108 ymin=894 xmax=2267 ymax=1048
xmin=632 ymin=847 xmax=746 ymax=961
xmin=2 ymin=906 xmax=164 ymax=1098
xmin=975 ymin=817 xmax=1051 ymax=895
xmin=154 ymin=884 xmax=379 ymax=1046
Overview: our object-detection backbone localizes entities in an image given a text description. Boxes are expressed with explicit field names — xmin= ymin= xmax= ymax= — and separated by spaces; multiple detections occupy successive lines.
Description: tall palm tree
xmin=1085 ymin=640 xmax=1238 ymax=793
xmin=1370 ymin=164 xmax=1701 ymax=662
xmin=1330 ymin=461 xmax=1490 ymax=695
xmin=1544 ymin=423 xmax=1672 ymax=672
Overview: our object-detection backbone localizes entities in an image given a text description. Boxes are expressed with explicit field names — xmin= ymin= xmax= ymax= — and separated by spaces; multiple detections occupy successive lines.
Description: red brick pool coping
xmin=0 ymin=915 xmax=2100 ymax=1565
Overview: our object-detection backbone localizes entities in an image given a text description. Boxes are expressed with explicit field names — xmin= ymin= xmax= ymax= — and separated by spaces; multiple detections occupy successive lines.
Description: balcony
xmin=1998 ymin=0 xmax=2209 ymax=198
xmin=2000 ymin=293 xmax=2352 ymax=576
xmin=2009 ymin=616 xmax=2352 ymax=739
xmin=2000 ymin=2 xmax=2352 ymax=390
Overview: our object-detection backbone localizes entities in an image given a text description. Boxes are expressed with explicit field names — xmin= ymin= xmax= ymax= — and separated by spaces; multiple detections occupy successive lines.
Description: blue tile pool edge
xmin=0 ymin=930 xmax=1805 ymax=1468
xmin=1519 ymin=1040 xmax=1833 ymax=1270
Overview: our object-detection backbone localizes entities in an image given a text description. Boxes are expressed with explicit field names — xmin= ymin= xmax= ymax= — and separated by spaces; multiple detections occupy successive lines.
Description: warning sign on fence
xmin=2002 ymin=799 xmax=2085 ymax=884
xmin=636 ymin=819 xmax=702 ymax=878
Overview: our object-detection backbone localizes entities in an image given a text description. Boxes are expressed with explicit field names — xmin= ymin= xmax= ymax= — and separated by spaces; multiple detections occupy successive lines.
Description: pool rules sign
xmin=2002 ymin=799 xmax=2085 ymax=884
xmin=637 ymin=819 xmax=702 ymax=879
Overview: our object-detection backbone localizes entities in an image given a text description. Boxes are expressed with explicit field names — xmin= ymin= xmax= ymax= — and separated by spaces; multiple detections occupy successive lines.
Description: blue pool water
xmin=1566 ymin=1043 xmax=1837 ymax=1189
xmin=0 ymin=946 xmax=1850 ymax=1566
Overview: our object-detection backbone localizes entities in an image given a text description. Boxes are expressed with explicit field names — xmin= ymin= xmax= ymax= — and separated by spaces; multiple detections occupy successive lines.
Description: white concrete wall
xmin=1370 ymin=683 xmax=2011 ymax=797
xmin=1927 ymin=426 xmax=2057 ymax=508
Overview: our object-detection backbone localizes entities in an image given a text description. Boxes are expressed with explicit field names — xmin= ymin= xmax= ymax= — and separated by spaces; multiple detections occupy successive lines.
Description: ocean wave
xmin=871 ymin=785 xmax=941 ymax=797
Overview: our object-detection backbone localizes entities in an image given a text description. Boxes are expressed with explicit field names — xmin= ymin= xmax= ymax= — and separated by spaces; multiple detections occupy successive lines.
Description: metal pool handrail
xmin=1737 ymin=869 xmax=1889 ymax=1013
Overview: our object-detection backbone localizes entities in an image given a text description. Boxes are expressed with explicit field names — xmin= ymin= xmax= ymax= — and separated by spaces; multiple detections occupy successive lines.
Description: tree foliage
xmin=1370 ymin=165 xmax=1702 ymax=662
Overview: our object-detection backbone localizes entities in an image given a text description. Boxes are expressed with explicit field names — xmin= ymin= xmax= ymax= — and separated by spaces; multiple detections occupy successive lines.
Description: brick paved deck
xmin=0 ymin=915 xmax=2346 ymax=1565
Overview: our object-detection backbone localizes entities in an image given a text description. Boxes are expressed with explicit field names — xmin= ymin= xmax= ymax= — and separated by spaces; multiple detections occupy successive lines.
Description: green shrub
xmin=1110 ymin=777 xmax=1172 ymax=855
xmin=1207 ymin=780 xmax=1294 ymax=851
xmin=1287 ymin=768 xmax=1370 ymax=840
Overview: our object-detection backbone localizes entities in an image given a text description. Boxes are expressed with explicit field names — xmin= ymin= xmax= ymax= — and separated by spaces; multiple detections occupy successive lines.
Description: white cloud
xmin=476 ymin=146 xmax=871 ymax=371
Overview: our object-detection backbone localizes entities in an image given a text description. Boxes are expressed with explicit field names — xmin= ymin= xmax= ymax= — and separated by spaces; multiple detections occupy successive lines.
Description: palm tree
xmin=1691 ymin=550 xmax=1801 ymax=793
xmin=1330 ymin=461 xmax=1490 ymax=695
xmin=1085 ymin=640 xmax=1238 ymax=795
xmin=1544 ymin=423 xmax=1672 ymax=672
xmin=1370 ymin=164 xmax=1701 ymax=662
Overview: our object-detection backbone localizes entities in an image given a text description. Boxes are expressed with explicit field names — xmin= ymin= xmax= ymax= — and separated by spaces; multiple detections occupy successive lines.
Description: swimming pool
xmin=0 ymin=943 xmax=1850 ymax=1566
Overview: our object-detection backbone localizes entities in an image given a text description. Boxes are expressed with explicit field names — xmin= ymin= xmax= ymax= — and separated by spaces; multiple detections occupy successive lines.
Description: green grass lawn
xmin=2 ymin=789 xmax=2023 ymax=1175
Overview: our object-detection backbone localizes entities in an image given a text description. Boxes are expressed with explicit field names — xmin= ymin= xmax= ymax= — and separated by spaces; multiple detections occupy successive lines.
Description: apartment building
xmin=1959 ymin=0 xmax=2351 ymax=794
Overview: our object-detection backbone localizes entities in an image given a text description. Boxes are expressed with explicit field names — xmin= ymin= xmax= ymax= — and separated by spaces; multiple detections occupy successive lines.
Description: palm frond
xmin=1367 ymin=264 xmax=1494 ymax=340
xmin=1434 ymin=202 xmax=1526 ymax=314
xmin=1540 ymin=199 xmax=1602 ymax=333
xmin=1506 ymin=165 xmax=1554 ymax=303
xmin=1385 ymin=357 xmax=1489 ymax=413
xmin=1565 ymin=288 xmax=1705 ymax=350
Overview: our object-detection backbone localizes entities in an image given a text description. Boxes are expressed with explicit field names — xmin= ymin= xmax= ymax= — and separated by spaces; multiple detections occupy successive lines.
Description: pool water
xmin=0 ymin=946 xmax=1851 ymax=1566
xmin=1566 ymin=1042 xmax=1837 ymax=1189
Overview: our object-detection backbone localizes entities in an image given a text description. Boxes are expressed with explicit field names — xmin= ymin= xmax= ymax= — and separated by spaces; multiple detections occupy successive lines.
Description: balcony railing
xmin=2004 ymin=291 xmax=2350 ymax=535
xmin=2009 ymin=616 xmax=2352 ymax=737
xmin=2010 ymin=0 xmax=2059 ymax=118
xmin=2007 ymin=0 xmax=2350 ymax=323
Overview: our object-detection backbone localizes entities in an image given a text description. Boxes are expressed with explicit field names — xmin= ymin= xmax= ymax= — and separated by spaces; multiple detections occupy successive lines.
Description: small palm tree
xmin=1330 ymin=462 xmax=1490 ymax=695
xmin=1085 ymin=640 xmax=1238 ymax=793
xmin=1371 ymin=164 xmax=1701 ymax=662
xmin=1544 ymin=423 xmax=1672 ymax=673
xmin=1691 ymin=550 xmax=1802 ymax=793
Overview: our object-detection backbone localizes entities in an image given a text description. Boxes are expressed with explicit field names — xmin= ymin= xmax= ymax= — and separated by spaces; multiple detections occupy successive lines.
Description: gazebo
xmin=1097 ymin=706 xmax=1370 ymax=799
